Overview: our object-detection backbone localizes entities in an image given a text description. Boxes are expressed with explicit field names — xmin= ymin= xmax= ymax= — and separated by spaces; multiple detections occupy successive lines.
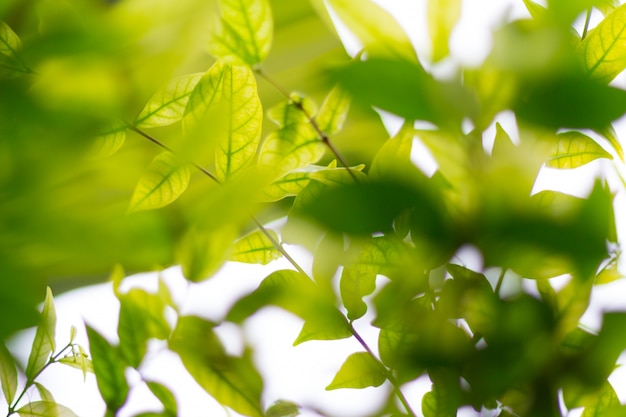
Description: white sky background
xmin=7 ymin=1 xmax=626 ymax=416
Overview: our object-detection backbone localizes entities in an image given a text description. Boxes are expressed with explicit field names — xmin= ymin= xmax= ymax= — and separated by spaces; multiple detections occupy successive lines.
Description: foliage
xmin=2 ymin=0 xmax=626 ymax=416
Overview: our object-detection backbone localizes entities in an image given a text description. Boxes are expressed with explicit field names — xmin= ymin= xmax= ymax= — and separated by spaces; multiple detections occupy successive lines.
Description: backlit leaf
xmin=546 ymin=131 xmax=612 ymax=169
xmin=129 ymin=152 xmax=190 ymax=213
xmin=596 ymin=124 xmax=624 ymax=162
xmin=16 ymin=401 xmax=78 ymax=417
xmin=34 ymin=383 xmax=54 ymax=402
xmin=581 ymin=382 xmax=621 ymax=417
xmin=26 ymin=288 xmax=56 ymax=381
xmin=177 ymin=225 xmax=238 ymax=282
xmin=146 ymin=382 xmax=177 ymax=417
xmin=0 ymin=343 xmax=17 ymax=404
xmin=308 ymin=165 xmax=366 ymax=186
xmin=58 ymin=346 xmax=94 ymax=380
xmin=579 ymin=4 xmax=626 ymax=83
xmin=135 ymin=73 xmax=203 ymax=128
xmin=266 ymin=400 xmax=300 ymax=417
xmin=428 ymin=0 xmax=462 ymax=62
xmin=325 ymin=352 xmax=386 ymax=390
xmin=369 ymin=123 xmax=414 ymax=180
xmin=86 ymin=326 xmax=129 ymax=413
xmin=90 ymin=122 xmax=126 ymax=158
xmin=316 ymin=86 xmax=351 ymax=136
xmin=229 ymin=229 xmax=281 ymax=265
xmin=596 ymin=0 xmax=619 ymax=16
xmin=260 ymin=171 xmax=311 ymax=202
xmin=169 ymin=316 xmax=264 ymax=417
xmin=259 ymin=96 xmax=325 ymax=176
xmin=0 ymin=21 xmax=30 ymax=77
xmin=208 ymin=0 xmax=273 ymax=65
xmin=293 ymin=313 xmax=352 ymax=345
xmin=325 ymin=0 xmax=417 ymax=62
xmin=523 ymin=0 xmax=548 ymax=19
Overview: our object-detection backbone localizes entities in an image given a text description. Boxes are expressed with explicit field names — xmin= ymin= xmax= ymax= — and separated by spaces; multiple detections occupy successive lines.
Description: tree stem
xmin=582 ymin=8 xmax=592 ymax=40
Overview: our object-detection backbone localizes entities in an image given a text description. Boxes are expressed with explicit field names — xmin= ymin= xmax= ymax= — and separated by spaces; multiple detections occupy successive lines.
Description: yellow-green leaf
xmin=169 ymin=316 xmax=264 ymax=417
xmin=369 ymin=122 xmax=414 ymax=180
xmin=325 ymin=352 xmax=386 ymax=390
xmin=596 ymin=124 xmax=624 ymax=162
xmin=89 ymin=122 xmax=126 ymax=159
xmin=16 ymin=401 xmax=78 ymax=417
xmin=579 ymin=4 xmax=626 ymax=83
xmin=0 ymin=21 xmax=30 ymax=76
xmin=208 ymin=0 xmax=273 ymax=65
xmin=266 ymin=400 xmax=300 ymax=417
xmin=259 ymin=96 xmax=324 ymax=175
xmin=135 ymin=73 xmax=203 ymax=128
xmin=26 ymin=288 xmax=56 ymax=381
xmin=146 ymin=382 xmax=177 ymax=417
xmin=316 ymin=86 xmax=351 ymax=136
xmin=128 ymin=152 xmax=190 ymax=213
xmin=293 ymin=315 xmax=351 ymax=346
xmin=34 ymin=383 xmax=54 ymax=402
xmin=260 ymin=171 xmax=311 ymax=202
xmin=177 ymin=225 xmax=238 ymax=282
xmin=58 ymin=346 xmax=94 ymax=381
xmin=547 ymin=131 xmax=612 ymax=169
xmin=428 ymin=0 xmax=462 ymax=62
xmin=325 ymin=0 xmax=418 ymax=62
xmin=308 ymin=165 xmax=366 ymax=186
xmin=229 ymin=229 xmax=281 ymax=265
xmin=0 ymin=342 xmax=17 ymax=404
xmin=523 ymin=0 xmax=548 ymax=19
xmin=597 ymin=0 xmax=620 ymax=16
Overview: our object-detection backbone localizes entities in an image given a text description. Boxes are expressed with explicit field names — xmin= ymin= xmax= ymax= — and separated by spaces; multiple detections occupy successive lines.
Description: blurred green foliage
xmin=2 ymin=0 xmax=626 ymax=416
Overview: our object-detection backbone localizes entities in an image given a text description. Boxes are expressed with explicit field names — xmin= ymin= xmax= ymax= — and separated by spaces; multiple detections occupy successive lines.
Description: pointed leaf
xmin=129 ymin=152 xmax=190 ymax=213
xmin=146 ymin=382 xmax=177 ymax=417
xmin=596 ymin=124 xmax=624 ymax=162
xmin=169 ymin=316 xmax=264 ymax=417
xmin=369 ymin=123 xmax=414 ymax=180
xmin=0 ymin=343 xmax=17 ymax=404
xmin=293 ymin=314 xmax=352 ymax=345
xmin=308 ymin=165 xmax=366 ymax=187
xmin=229 ymin=229 xmax=282 ymax=265
xmin=16 ymin=401 xmax=78 ymax=417
xmin=58 ymin=346 xmax=94 ymax=380
xmin=177 ymin=225 xmax=238 ymax=282
xmin=597 ymin=0 xmax=619 ymax=16
xmin=316 ymin=86 xmax=351 ymax=136
xmin=546 ymin=131 xmax=612 ymax=169
xmin=428 ymin=0 xmax=462 ymax=62
xmin=86 ymin=326 xmax=129 ymax=413
xmin=208 ymin=0 xmax=273 ymax=65
xmin=523 ymin=0 xmax=548 ymax=19
xmin=135 ymin=73 xmax=203 ymax=128
xmin=325 ymin=352 xmax=386 ymax=390
xmin=325 ymin=0 xmax=417 ymax=62
xmin=34 ymin=383 xmax=54 ymax=402
xmin=26 ymin=288 xmax=56 ymax=381
xmin=260 ymin=171 xmax=312 ymax=202
xmin=0 ymin=21 xmax=30 ymax=76
xmin=117 ymin=288 xmax=170 ymax=368
xmin=579 ymin=4 xmax=626 ymax=83
xmin=90 ymin=122 xmax=126 ymax=158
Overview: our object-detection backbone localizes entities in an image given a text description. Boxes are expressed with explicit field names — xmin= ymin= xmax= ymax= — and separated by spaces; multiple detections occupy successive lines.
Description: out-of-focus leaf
xmin=523 ymin=0 xmax=548 ymax=19
xmin=229 ymin=229 xmax=282 ymax=265
xmin=34 ymin=382 xmax=54 ymax=402
xmin=422 ymin=369 xmax=461 ymax=417
xmin=169 ymin=316 xmax=264 ymax=417
xmin=26 ymin=288 xmax=56 ymax=381
xmin=260 ymin=171 xmax=311 ymax=202
xmin=90 ymin=122 xmax=126 ymax=159
xmin=146 ymin=382 xmax=177 ymax=417
xmin=596 ymin=0 xmax=619 ymax=15
xmin=596 ymin=124 xmax=624 ymax=162
xmin=259 ymin=96 xmax=324 ymax=176
xmin=326 ymin=352 xmax=386 ymax=390
xmin=117 ymin=288 xmax=170 ymax=368
xmin=308 ymin=165 xmax=365 ymax=186
xmin=325 ymin=0 xmax=417 ymax=62
xmin=177 ymin=225 xmax=238 ymax=282
xmin=293 ymin=314 xmax=352 ymax=345
xmin=0 ymin=21 xmax=30 ymax=77
xmin=547 ymin=131 xmax=612 ymax=168
xmin=316 ymin=86 xmax=351 ymax=135
xmin=208 ymin=0 xmax=273 ymax=65
xmin=579 ymin=4 xmax=626 ymax=83
xmin=58 ymin=346 xmax=94 ymax=381
xmin=582 ymin=382 xmax=621 ymax=417
xmin=378 ymin=328 xmax=422 ymax=383
xmin=16 ymin=401 xmax=78 ymax=417
xmin=596 ymin=263 xmax=622 ymax=284
xmin=86 ymin=326 xmax=129 ymax=413
xmin=128 ymin=152 xmax=190 ymax=213
xmin=266 ymin=400 xmax=300 ymax=417
xmin=135 ymin=73 xmax=203 ymax=128
xmin=369 ymin=123 xmax=414 ymax=180
xmin=428 ymin=0 xmax=462 ymax=62
xmin=0 ymin=342 xmax=17 ymax=404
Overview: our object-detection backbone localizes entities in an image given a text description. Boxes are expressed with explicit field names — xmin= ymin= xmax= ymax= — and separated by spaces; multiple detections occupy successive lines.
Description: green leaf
xmin=579 ymin=4 xmax=626 ymax=83
xmin=58 ymin=346 xmax=94 ymax=381
xmin=89 ymin=122 xmax=126 ymax=158
xmin=135 ymin=73 xmax=203 ymax=128
xmin=169 ymin=316 xmax=264 ymax=417
xmin=596 ymin=0 xmax=619 ymax=15
xmin=16 ymin=401 xmax=78 ymax=417
xmin=128 ymin=152 xmax=190 ymax=213
xmin=208 ymin=0 xmax=273 ymax=65
xmin=34 ymin=382 xmax=54 ymax=402
xmin=26 ymin=287 xmax=56 ymax=381
xmin=0 ymin=342 xmax=17 ymax=404
xmin=523 ymin=0 xmax=548 ymax=19
xmin=0 ymin=21 xmax=30 ymax=77
xmin=265 ymin=400 xmax=299 ymax=417
xmin=596 ymin=124 xmax=624 ymax=162
xmin=292 ymin=314 xmax=352 ymax=345
xmin=325 ymin=0 xmax=417 ymax=62
xmin=428 ymin=0 xmax=462 ymax=62
xmin=308 ymin=164 xmax=366 ymax=186
xmin=117 ymin=288 xmax=170 ymax=368
xmin=258 ymin=96 xmax=325 ymax=176
xmin=546 ymin=131 xmax=612 ymax=169
xmin=369 ymin=123 xmax=414 ymax=180
xmin=86 ymin=326 xmax=129 ymax=413
xmin=146 ymin=382 xmax=177 ymax=417
xmin=325 ymin=352 xmax=386 ymax=390
xmin=177 ymin=225 xmax=238 ymax=282
xmin=581 ymin=382 xmax=621 ymax=417
xmin=316 ymin=86 xmax=351 ymax=136
xmin=260 ymin=171 xmax=312 ymax=202
xmin=229 ymin=229 xmax=282 ymax=265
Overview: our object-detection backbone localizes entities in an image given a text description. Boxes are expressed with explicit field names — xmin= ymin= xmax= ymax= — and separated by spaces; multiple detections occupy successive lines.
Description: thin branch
xmin=495 ymin=268 xmax=507 ymax=296
xmin=254 ymin=69 xmax=359 ymax=182
xmin=582 ymin=8 xmax=592 ymax=40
